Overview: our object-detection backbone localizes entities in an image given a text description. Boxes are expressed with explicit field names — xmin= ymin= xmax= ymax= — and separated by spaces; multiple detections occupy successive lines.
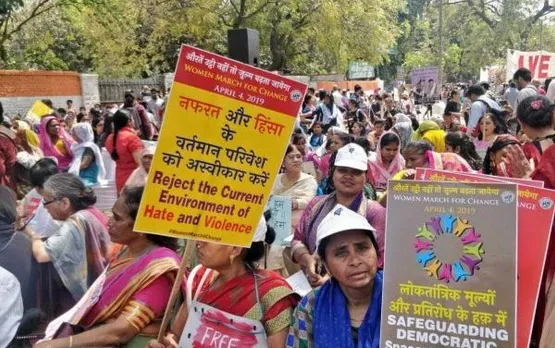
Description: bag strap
xmin=187 ymin=265 xmax=211 ymax=308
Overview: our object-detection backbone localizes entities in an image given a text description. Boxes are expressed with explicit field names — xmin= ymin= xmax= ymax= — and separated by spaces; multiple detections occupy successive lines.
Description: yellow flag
xmin=26 ymin=100 xmax=53 ymax=124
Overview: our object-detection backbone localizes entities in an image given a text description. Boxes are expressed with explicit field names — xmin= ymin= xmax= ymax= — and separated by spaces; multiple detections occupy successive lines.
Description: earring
xmin=229 ymin=255 xmax=235 ymax=265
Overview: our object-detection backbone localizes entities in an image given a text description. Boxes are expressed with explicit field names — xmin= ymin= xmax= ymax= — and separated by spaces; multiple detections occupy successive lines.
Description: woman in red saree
xmin=149 ymin=218 xmax=298 ymax=348
xmin=35 ymin=186 xmax=182 ymax=348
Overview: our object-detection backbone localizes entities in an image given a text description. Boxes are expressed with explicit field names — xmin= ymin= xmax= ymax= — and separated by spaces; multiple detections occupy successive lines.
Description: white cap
xmin=252 ymin=216 xmax=267 ymax=243
xmin=316 ymin=204 xmax=375 ymax=250
xmin=334 ymin=143 xmax=368 ymax=171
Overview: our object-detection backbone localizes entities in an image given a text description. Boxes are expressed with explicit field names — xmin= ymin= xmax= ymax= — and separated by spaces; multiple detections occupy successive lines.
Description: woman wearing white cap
xmin=149 ymin=217 xmax=299 ymax=348
xmin=291 ymin=143 xmax=386 ymax=288
xmin=287 ymin=204 xmax=383 ymax=348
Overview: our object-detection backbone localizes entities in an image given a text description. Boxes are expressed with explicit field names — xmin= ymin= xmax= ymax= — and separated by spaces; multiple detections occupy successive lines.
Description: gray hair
xmin=43 ymin=173 xmax=97 ymax=210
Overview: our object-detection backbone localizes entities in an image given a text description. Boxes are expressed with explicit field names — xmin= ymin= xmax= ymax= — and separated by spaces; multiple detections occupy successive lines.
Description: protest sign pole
xmin=157 ymin=241 xmax=195 ymax=341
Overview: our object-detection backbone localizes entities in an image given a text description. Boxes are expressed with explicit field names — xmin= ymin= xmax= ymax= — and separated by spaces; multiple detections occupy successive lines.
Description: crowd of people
xmin=0 ymin=67 xmax=554 ymax=347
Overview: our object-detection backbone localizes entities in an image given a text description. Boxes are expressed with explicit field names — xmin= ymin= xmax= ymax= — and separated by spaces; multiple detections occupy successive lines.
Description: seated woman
xmin=412 ymin=120 xmax=447 ymax=153
xmin=292 ymin=143 xmax=386 ymax=288
xmin=402 ymin=141 xmax=473 ymax=172
xmin=36 ymin=186 xmax=182 ymax=347
xmin=445 ymin=132 xmax=483 ymax=171
xmin=20 ymin=173 xmax=111 ymax=315
xmin=287 ymin=204 xmax=382 ymax=348
xmin=482 ymin=134 xmax=531 ymax=177
xmin=269 ymin=144 xmax=318 ymax=275
xmin=368 ymin=132 xmax=405 ymax=191
xmin=39 ymin=116 xmax=75 ymax=172
xmin=149 ymin=218 xmax=298 ymax=348
xmin=69 ymin=122 xmax=106 ymax=187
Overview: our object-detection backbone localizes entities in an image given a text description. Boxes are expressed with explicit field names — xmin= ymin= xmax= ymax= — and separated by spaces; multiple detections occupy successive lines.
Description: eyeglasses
xmin=42 ymin=198 xmax=59 ymax=206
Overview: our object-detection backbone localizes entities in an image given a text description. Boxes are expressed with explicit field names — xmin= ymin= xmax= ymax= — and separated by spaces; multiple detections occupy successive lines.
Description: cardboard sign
xmin=266 ymin=195 xmax=292 ymax=243
xmin=134 ymin=45 xmax=306 ymax=247
xmin=381 ymin=181 xmax=518 ymax=348
xmin=26 ymin=100 xmax=53 ymax=124
xmin=506 ymin=49 xmax=555 ymax=82
xmin=416 ymin=168 xmax=555 ymax=348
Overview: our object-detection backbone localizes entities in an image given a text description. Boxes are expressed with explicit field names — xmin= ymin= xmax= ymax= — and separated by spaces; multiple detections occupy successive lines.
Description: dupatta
xmin=313 ymin=271 xmax=383 ymax=348
xmin=425 ymin=151 xmax=473 ymax=172
xmin=368 ymin=132 xmax=405 ymax=190
xmin=39 ymin=116 xmax=75 ymax=170
xmin=69 ymin=123 xmax=106 ymax=182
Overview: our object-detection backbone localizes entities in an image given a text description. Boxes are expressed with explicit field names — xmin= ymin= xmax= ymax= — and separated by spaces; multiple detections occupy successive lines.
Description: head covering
xmin=393 ymin=121 xmax=413 ymax=150
xmin=483 ymin=134 xmax=521 ymax=175
xmin=316 ymin=204 xmax=375 ymax=251
xmin=334 ymin=143 xmax=368 ymax=171
xmin=413 ymin=120 xmax=441 ymax=141
xmin=14 ymin=120 xmax=30 ymax=131
xmin=252 ymin=216 xmax=267 ymax=243
xmin=0 ymin=186 xmax=16 ymax=225
xmin=394 ymin=113 xmax=411 ymax=124
xmin=368 ymin=132 xmax=405 ymax=190
xmin=141 ymin=140 xmax=157 ymax=158
xmin=23 ymin=129 xmax=40 ymax=148
xmin=68 ymin=122 xmax=106 ymax=182
xmin=38 ymin=116 xmax=75 ymax=170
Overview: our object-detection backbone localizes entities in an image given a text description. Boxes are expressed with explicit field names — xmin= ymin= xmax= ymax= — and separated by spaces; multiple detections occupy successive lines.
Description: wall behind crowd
xmin=0 ymin=71 xmax=100 ymax=116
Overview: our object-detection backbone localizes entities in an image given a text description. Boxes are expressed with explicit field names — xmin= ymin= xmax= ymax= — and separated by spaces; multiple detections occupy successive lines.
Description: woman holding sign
xmin=149 ymin=218 xmax=299 ymax=348
xmin=35 ymin=186 xmax=182 ymax=347
xmin=287 ymin=204 xmax=383 ymax=348
xmin=292 ymin=143 xmax=386 ymax=288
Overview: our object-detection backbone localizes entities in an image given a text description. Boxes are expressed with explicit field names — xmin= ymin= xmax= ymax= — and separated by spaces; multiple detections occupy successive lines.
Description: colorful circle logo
xmin=414 ymin=214 xmax=484 ymax=283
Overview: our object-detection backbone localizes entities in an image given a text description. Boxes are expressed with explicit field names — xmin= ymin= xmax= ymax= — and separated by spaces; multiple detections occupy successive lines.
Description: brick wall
xmin=0 ymin=70 xmax=99 ymax=117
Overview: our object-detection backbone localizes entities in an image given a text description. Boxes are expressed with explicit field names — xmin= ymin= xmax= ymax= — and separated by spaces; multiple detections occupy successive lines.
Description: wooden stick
xmin=157 ymin=240 xmax=195 ymax=341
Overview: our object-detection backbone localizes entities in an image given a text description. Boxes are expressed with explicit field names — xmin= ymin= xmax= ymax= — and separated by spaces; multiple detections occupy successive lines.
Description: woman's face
xmin=294 ymin=138 xmax=307 ymax=156
xmin=196 ymin=241 xmax=238 ymax=270
xmin=333 ymin=166 xmax=366 ymax=196
xmin=381 ymin=142 xmax=399 ymax=163
xmin=324 ymin=230 xmax=378 ymax=290
xmin=352 ymin=123 xmax=362 ymax=135
xmin=107 ymin=194 xmax=139 ymax=245
xmin=491 ymin=146 xmax=511 ymax=169
xmin=324 ymin=96 xmax=332 ymax=105
xmin=41 ymin=190 xmax=72 ymax=221
xmin=403 ymin=148 xmax=427 ymax=169
xmin=47 ymin=119 xmax=60 ymax=137
xmin=309 ymin=97 xmax=317 ymax=106
xmin=11 ymin=120 xmax=19 ymax=132
xmin=313 ymin=124 xmax=322 ymax=136
xmin=330 ymin=135 xmax=346 ymax=152
xmin=283 ymin=147 xmax=303 ymax=173
xmin=95 ymin=121 xmax=105 ymax=135
xmin=480 ymin=116 xmax=495 ymax=137
xmin=141 ymin=154 xmax=154 ymax=173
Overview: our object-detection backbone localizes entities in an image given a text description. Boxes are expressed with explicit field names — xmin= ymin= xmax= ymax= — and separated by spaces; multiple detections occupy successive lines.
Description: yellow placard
xmin=26 ymin=100 xmax=53 ymax=123
xmin=134 ymin=45 xmax=306 ymax=247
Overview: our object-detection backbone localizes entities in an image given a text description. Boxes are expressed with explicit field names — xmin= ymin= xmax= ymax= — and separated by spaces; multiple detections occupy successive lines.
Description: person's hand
xmin=15 ymin=204 xmax=26 ymax=230
xmin=299 ymin=253 xmax=322 ymax=287
xmin=147 ymin=334 xmax=179 ymax=348
xmin=501 ymin=144 xmax=533 ymax=179
xmin=402 ymin=169 xmax=416 ymax=180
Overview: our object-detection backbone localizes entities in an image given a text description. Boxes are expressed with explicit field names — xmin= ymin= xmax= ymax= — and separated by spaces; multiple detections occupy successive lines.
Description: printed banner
xmin=134 ymin=45 xmax=306 ymax=247
xmin=506 ymin=49 xmax=555 ymax=82
xmin=381 ymin=180 xmax=518 ymax=348
xmin=416 ymin=168 xmax=555 ymax=348
xmin=410 ymin=67 xmax=439 ymax=99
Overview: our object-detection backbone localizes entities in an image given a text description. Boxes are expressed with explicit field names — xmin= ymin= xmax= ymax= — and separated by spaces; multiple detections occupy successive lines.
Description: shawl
xmin=69 ymin=123 xmax=106 ymax=182
xmin=425 ymin=151 xmax=473 ymax=172
xmin=44 ymin=207 xmax=111 ymax=300
xmin=313 ymin=271 xmax=383 ymax=348
xmin=38 ymin=116 xmax=75 ymax=170
xmin=394 ymin=113 xmax=411 ymax=124
xmin=413 ymin=120 xmax=446 ymax=152
xmin=392 ymin=121 xmax=413 ymax=150
xmin=124 ymin=143 xmax=157 ymax=189
xmin=368 ymin=132 xmax=405 ymax=190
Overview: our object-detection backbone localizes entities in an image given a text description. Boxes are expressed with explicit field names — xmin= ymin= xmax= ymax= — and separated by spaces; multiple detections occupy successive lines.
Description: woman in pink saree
xmin=38 ymin=116 xmax=75 ymax=171
xmin=368 ymin=132 xmax=405 ymax=191
xmin=36 ymin=186 xmax=182 ymax=348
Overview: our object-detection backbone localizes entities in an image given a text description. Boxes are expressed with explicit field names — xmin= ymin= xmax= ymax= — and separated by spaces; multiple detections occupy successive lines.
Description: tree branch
xmin=7 ymin=0 xmax=57 ymax=38
xmin=465 ymin=0 xmax=496 ymax=29
xmin=243 ymin=0 xmax=276 ymax=20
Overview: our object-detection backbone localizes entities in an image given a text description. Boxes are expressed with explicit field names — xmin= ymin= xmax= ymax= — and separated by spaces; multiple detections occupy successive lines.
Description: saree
xmin=368 ymin=132 xmax=405 ymax=190
xmin=287 ymin=271 xmax=383 ymax=348
xmin=44 ymin=207 xmax=112 ymax=301
xmin=425 ymin=150 xmax=473 ymax=172
xmin=190 ymin=266 xmax=298 ymax=336
xmin=291 ymin=193 xmax=386 ymax=268
xmin=38 ymin=116 xmax=75 ymax=171
xmin=43 ymin=247 xmax=182 ymax=345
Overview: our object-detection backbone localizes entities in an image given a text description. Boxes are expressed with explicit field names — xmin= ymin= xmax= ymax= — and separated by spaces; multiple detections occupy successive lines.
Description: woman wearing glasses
xmin=20 ymin=172 xmax=112 ymax=316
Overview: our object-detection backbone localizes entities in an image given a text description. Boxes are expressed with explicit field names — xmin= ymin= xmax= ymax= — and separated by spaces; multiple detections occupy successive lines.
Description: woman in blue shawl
xmin=287 ymin=203 xmax=382 ymax=348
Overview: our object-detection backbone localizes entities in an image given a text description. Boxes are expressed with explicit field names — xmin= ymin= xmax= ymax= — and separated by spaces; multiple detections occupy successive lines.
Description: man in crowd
xmin=122 ymin=90 xmax=154 ymax=140
xmin=513 ymin=68 xmax=537 ymax=109
xmin=503 ymin=82 xmax=518 ymax=110
xmin=465 ymin=84 xmax=504 ymax=136
xmin=147 ymin=88 xmax=165 ymax=127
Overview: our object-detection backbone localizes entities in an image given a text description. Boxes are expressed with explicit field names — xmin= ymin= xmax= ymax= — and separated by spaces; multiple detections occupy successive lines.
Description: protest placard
xmin=26 ymin=100 xmax=53 ymax=124
xmin=266 ymin=195 xmax=292 ymax=244
xmin=381 ymin=180 xmax=518 ymax=348
xmin=416 ymin=168 xmax=555 ymax=348
xmin=134 ymin=45 xmax=306 ymax=247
